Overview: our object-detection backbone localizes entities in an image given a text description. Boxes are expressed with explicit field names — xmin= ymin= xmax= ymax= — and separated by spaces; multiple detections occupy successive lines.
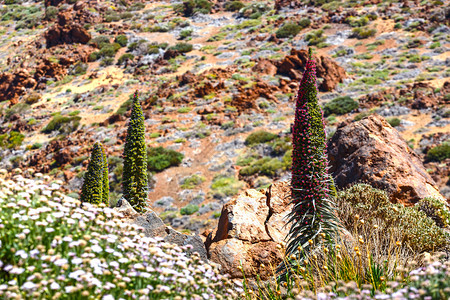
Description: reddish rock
xmin=44 ymin=11 xmax=91 ymax=48
xmin=178 ymin=71 xmax=196 ymax=86
xmin=0 ymin=69 xmax=36 ymax=103
xmin=328 ymin=114 xmax=445 ymax=205
xmin=274 ymin=0 xmax=303 ymax=10
xmin=34 ymin=58 xmax=67 ymax=82
xmin=276 ymin=49 xmax=346 ymax=91
xmin=252 ymin=59 xmax=277 ymax=76
xmin=232 ymin=80 xmax=279 ymax=112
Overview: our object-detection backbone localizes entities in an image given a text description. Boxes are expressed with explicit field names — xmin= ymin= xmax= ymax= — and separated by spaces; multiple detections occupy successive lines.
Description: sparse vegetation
xmin=323 ymin=96 xmax=359 ymax=116
xmin=426 ymin=141 xmax=450 ymax=162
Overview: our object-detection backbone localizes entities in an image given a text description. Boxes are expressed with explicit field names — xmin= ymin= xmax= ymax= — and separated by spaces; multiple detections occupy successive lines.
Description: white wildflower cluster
xmin=0 ymin=175 xmax=236 ymax=299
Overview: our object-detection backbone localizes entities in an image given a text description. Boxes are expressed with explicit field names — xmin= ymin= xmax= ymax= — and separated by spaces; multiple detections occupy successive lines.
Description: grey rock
xmin=376 ymin=105 xmax=410 ymax=117
xmin=153 ymin=196 xmax=174 ymax=209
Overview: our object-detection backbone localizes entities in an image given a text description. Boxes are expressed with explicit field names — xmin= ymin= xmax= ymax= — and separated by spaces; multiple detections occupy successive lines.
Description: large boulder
xmin=276 ymin=49 xmax=346 ymax=91
xmin=206 ymin=181 xmax=291 ymax=279
xmin=328 ymin=114 xmax=445 ymax=205
xmin=44 ymin=11 xmax=91 ymax=48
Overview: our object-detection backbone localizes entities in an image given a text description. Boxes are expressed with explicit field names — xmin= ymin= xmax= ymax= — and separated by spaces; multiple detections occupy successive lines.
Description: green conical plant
xmin=81 ymin=142 xmax=105 ymax=205
xmin=280 ymin=48 xmax=341 ymax=275
xmin=101 ymin=146 xmax=109 ymax=205
xmin=122 ymin=91 xmax=148 ymax=212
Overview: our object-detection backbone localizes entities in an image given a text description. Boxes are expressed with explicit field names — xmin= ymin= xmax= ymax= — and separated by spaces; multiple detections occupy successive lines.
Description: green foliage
xmin=41 ymin=114 xmax=81 ymax=134
xmin=179 ymin=29 xmax=193 ymax=39
xmin=0 ymin=131 xmax=24 ymax=149
xmin=239 ymin=157 xmax=283 ymax=177
xmin=114 ymin=34 xmax=128 ymax=47
xmin=305 ymin=29 xmax=327 ymax=46
xmin=181 ymin=174 xmax=205 ymax=189
xmin=5 ymin=103 xmax=30 ymax=120
xmin=122 ymin=92 xmax=148 ymax=213
xmin=180 ymin=204 xmax=199 ymax=215
xmin=386 ymin=117 xmax=401 ymax=127
xmin=245 ymin=130 xmax=278 ymax=146
xmin=170 ymin=42 xmax=193 ymax=53
xmin=81 ymin=143 xmax=108 ymax=205
xmin=101 ymin=146 xmax=109 ymax=204
xmin=147 ymin=147 xmax=184 ymax=172
xmin=417 ymin=197 xmax=450 ymax=228
xmin=338 ymin=184 xmax=448 ymax=252
xmin=323 ymin=96 xmax=359 ymax=117
xmin=345 ymin=16 xmax=369 ymax=27
xmin=89 ymin=35 xmax=110 ymax=48
xmin=351 ymin=27 xmax=377 ymax=39
xmin=426 ymin=142 xmax=450 ymax=162
xmin=276 ymin=22 xmax=302 ymax=38
xmin=177 ymin=0 xmax=212 ymax=16
xmin=224 ymin=1 xmax=245 ymax=11
xmin=118 ymin=53 xmax=134 ymax=65
xmin=210 ymin=176 xmax=243 ymax=199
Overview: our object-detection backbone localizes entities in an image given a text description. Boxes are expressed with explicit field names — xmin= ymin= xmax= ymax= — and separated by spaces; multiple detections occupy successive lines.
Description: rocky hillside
xmin=0 ymin=0 xmax=449 ymax=234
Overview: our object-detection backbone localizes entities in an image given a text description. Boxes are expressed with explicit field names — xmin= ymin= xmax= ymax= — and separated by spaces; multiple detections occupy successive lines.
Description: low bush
xmin=305 ymin=29 xmax=327 ymax=46
xmin=180 ymin=204 xmax=199 ymax=215
xmin=224 ymin=0 xmax=245 ymax=11
xmin=426 ymin=142 xmax=450 ymax=162
xmin=276 ymin=22 xmax=302 ymax=38
xmin=177 ymin=0 xmax=212 ymax=16
xmin=147 ymin=146 xmax=184 ymax=172
xmin=181 ymin=174 xmax=205 ymax=189
xmin=239 ymin=157 xmax=284 ymax=177
xmin=245 ymin=130 xmax=278 ymax=145
xmin=170 ymin=42 xmax=193 ymax=53
xmin=351 ymin=26 xmax=377 ymax=39
xmin=117 ymin=53 xmax=134 ymax=65
xmin=42 ymin=114 xmax=81 ymax=134
xmin=417 ymin=197 xmax=450 ymax=228
xmin=387 ymin=117 xmax=401 ymax=127
xmin=338 ymin=184 xmax=448 ymax=252
xmin=210 ymin=176 xmax=243 ymax=199
xmin=0 ymin=131 xmax=25 ymax=149
xmin=322 ymin=96 xmax=358 ymax=116
xmin=114 ymin=34 xmax=128 ymax=47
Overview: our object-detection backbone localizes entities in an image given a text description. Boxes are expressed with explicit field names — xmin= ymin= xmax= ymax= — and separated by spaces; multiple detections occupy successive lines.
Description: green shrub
xmin=178 ymin=0 xmax=212 ymax=16
xmin=298 ymin=18 xmax=311 ymax=28
xmin=322 ymin=96 xmax=358 ymax=117
xmin=239 ymin=157 xmax=284 ymax=177
xmin=181 ymin=174 xmax=205 ymax=189
xmin=118 ymin=53 xmax=134 ymax=65
xmin=147 ymin=146 xmax=184 ymax=172
xmin=0 ymin=131 xmax=25 ymax=149
xmin=42 ymin=114 xmax=81 ymax=134
xmin=180 ymin=29 xmax=193 ymax=39
xmin=115 ymin=34 xmax=128 ymax=47
xmin=89 ymin=35 xmax=110 ymax=48
xmin=276 ymin=22 xmax=302 ymax=38
xmin=305 ymin=29 xmax=327 ymax=46
xmin=426 ymin=142 xmax=450 ymax=162
xmin=387 ymin=117 xmax=401 ymax=127
xmin=170 ymin=42 xmax=193 ymax=53
xmin=245 ymin=130 xmax=278 ymax=145
xmin=225 ymin=0 xmax=245 ymax=11
xmin=417 ymin=197 xmax=450 ymax=228
xmin=351 ymin=27 xmax=376 ymax=39
xmin=345 ymin=16 xmax=369 ymax=27
xmin=180 ymin=204 xmax=199 ymax=215
xmin=5 ymin=103 xmax=30 ymax=120
xmin=338 ymin=184 xmax=448 ymax=252
xmin=210 ymin=175 xmax=243 ymax=198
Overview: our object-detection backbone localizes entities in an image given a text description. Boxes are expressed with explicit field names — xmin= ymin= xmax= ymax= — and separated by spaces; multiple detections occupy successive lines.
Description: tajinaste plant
xmin=282 ymin=49 xmax=341 ymax=272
